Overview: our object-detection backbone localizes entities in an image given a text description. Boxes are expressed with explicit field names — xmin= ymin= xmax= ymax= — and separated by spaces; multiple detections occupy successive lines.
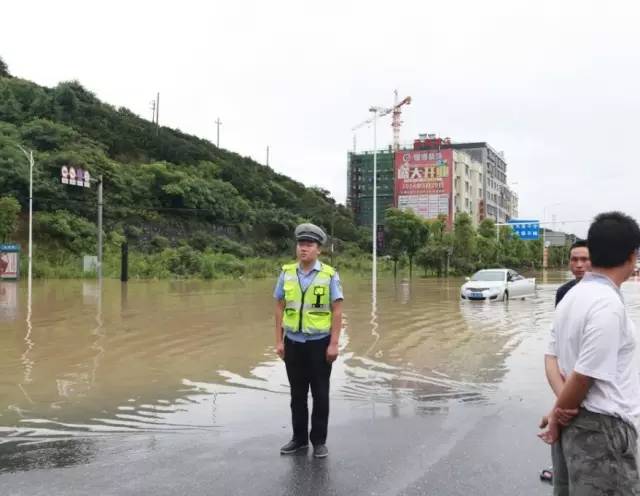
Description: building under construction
xmin=346 ymin=149 xmax=395 ymax=227
xmin=347 ymin=134 xmax=518 ymax=229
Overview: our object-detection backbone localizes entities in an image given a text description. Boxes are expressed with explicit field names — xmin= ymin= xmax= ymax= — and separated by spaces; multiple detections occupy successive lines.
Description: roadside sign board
xmin=0 ymin=243 xmax=20 ymax=280
xmin=61 ymin=166 xmax=91 ymax=188
xmin=507 ymin=219 xmax=540 ymax=240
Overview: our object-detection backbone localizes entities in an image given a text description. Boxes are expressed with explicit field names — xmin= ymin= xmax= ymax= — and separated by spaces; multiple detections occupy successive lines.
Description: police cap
xmin=295 ymin=223 xmax=327 ymax=245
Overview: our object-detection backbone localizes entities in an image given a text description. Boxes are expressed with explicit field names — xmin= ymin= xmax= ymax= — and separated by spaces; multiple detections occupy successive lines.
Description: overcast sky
xmin=3 ymin=0 xmax=639 ymax=237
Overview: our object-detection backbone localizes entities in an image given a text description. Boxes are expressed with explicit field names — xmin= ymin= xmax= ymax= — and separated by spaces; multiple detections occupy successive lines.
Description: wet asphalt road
xmin=1 ymin=399 xmax=551 ymax=496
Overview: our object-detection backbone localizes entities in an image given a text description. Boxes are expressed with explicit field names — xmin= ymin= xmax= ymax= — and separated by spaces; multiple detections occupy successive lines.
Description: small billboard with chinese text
xmin=394 ymin=148 xmax=453 ymax=227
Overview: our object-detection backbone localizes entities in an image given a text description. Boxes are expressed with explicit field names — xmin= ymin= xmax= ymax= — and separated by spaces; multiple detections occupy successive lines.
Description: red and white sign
xmin=0 ymin=252 xmax=19 ymax=280
xmin=61 ymin=165 xmax=69 ymax=184
xmin=394 ymin=148 xmax=453 ymax=227
xmin=61 ymin=166 xmax=91 ymax=188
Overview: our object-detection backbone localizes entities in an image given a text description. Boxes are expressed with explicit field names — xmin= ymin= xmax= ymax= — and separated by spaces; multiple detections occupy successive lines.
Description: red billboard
xmin=394 ymin=148 xmax=453 ymax=226
xmin=0 ymin=244 xmax=20 ymax=280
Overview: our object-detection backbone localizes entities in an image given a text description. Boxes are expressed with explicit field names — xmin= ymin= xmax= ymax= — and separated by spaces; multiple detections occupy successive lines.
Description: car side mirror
xmin=465 ymin=277 xmax=470 ymax=282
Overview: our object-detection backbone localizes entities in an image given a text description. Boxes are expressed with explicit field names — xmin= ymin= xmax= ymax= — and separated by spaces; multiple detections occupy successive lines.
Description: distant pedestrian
xmin=274 ymin=223 xmax=344 ymax=459
xmin=540 ymin=212 xmax=640 ymax=495
xmin=555 ymin=240 xmax=591 ymax=307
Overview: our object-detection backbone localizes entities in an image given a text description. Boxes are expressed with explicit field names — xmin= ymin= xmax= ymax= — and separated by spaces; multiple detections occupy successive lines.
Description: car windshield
xmin=471 ymin=270 xmax=505 ymax=282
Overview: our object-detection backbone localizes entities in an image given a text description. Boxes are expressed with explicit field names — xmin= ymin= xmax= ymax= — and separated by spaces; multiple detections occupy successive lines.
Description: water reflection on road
xmin=3 ymin=272 xmax=639 ymax=460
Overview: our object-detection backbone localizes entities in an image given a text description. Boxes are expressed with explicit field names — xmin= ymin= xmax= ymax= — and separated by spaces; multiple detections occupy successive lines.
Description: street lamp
xmin=16 ymin=145 xmax=34 ymax=290
xmin=368 ymin=106 xmax=380 ymax=288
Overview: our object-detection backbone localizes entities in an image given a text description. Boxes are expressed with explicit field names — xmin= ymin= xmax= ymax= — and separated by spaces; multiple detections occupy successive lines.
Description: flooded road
xmin=2 ymin=273 xmax=640 ymax=494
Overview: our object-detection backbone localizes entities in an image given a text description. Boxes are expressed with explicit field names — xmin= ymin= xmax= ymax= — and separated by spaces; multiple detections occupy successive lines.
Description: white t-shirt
xmin=546 ymin=272 xmax=640 ymax=427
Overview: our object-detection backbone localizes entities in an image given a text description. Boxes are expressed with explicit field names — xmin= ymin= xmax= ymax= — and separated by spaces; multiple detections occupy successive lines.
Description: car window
xmin=471 ymin=270 xmax=505 ymax=282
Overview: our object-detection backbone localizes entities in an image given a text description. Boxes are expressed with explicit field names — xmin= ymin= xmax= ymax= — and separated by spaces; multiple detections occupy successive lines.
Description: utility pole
xmin=371 ymin=107 xmax=378 ymax=288
xmin=215 ymin=117 xmax=222 ymax=148
xmin=17 ymin=146 xmax=34 ymax=292
xmin=330 ymin=210 xmax=335 ymax=266
xmin=155 ymin=92 xmax=160 ymax=136
xmin=97 ymin=175 xmax=103 ymax=281
xmin=266 ymin=146 xmax=270 ymax=166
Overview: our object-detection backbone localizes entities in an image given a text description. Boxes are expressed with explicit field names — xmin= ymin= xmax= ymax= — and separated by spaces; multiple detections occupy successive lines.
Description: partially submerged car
xmin=460 ymin=269 xmax=536 ymax=302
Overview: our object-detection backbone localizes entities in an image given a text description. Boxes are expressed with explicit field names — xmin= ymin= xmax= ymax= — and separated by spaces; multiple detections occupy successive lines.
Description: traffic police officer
xmin=274 ymin=223 xmax=343 ymax=459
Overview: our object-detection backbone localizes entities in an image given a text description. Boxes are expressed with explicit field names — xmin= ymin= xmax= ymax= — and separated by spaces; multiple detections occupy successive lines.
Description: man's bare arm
xmin=275 ymin=300 xmax=285 ymax=359
xmin=539 ymin=371 xmax=592 ymax=444
xmin=555 ymin=371 xmax=592 ymax=410
xmin=326 ymin=300 xmax=343 ymax=362
xmin=545 ymin=355 xmax=565 ymax=397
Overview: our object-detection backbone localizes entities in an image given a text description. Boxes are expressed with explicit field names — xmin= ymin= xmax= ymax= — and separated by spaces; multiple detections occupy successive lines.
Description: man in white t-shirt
xmin=540 ymin=211 xmax=640 ymax=495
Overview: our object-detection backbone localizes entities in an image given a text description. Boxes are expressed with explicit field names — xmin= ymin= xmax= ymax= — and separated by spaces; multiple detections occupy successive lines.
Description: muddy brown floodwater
xmin=2 ymin=271 xmax=640 ymax=487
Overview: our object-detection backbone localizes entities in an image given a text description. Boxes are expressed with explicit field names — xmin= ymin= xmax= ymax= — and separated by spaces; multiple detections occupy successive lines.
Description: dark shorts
xmin=552 ymin=408 xmax=640 ymax=496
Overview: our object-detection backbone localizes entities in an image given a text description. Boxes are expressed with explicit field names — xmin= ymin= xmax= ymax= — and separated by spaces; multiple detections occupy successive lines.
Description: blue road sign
xmin=0 ymin=244 xmax=20 ymax=252
xmin=507 ymin=219 xmax=540 ymax=240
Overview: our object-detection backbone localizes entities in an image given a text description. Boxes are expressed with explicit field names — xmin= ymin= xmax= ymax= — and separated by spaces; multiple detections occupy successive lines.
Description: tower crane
xmin=350 ymin=90 xmax=411 ymax=153
xmin=391 ymin=90 xmax=411 ymax=151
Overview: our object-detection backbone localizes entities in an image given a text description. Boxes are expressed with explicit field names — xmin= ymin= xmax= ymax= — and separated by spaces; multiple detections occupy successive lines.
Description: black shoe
xmin=280 ymin=440 xmax=309 ymax=455
xmin=540 ymin=467 xmax=553 ymax=483
xmin=313 ymin=445 xmax=329 ymax=458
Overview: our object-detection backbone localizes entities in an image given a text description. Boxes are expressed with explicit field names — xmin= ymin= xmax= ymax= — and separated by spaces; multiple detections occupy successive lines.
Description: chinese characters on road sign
xmin=61 ymin=166 xmax=91 ymax=188
xmin=507 ymin=219 xmax=540 ymax=240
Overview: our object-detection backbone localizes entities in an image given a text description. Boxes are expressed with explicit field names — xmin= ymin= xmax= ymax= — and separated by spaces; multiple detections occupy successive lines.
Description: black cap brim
xmin=296 ymin=236 xmax=322 ymax=244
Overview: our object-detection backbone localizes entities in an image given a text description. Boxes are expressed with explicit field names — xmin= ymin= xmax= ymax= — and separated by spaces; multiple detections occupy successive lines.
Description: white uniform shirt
xmin=546 ymin=272 xmax=640 ymax=427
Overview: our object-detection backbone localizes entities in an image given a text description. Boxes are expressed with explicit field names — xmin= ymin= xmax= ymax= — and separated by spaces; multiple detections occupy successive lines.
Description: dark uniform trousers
xmin=284 ymin=335 xmax=332 ymax=446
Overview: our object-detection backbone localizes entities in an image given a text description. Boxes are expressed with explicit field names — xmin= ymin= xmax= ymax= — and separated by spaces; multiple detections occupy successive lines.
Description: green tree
xmin=0 ymin=56 xmax=9 ymax=78
xmin=384 ymin=208 xmax=428 ymax=278
xmin=476 ymin=236 xmax=498 ymax=267
xmin=416 ymin=216 xmax=451 ymax=276
xmin=528 ymin=239 xmax=543 ymax=268
xmin=0 ymin=81 xmax=22 ymax=122
xmin=384 ymin=209 xmax=405 ymax=277
xmin=34 ymin=210 xmax=97 ymax=254
xmin=385 ymin=208 xmax=429 ymax=277
xmin=405 ymin=211 xmax=429 ymax=278
xmin=478 ymin=218 xmax=496 ymax=239
xmin=20 ymin=119 xmax=78 ymax=151
xmin=0 ymin=196 xmax=21 ymax=242
xmin=453 ymin=213 xmax=476 ymax=261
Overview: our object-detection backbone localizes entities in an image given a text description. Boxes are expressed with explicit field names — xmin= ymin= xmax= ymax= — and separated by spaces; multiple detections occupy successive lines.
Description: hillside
xmin=0 ymin=58 xmax=368 ymax=278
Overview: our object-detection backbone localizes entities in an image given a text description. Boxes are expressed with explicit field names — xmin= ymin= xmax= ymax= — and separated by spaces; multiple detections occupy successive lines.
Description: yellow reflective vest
xmin=282 ymin=262 xmax=335 ymax=334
